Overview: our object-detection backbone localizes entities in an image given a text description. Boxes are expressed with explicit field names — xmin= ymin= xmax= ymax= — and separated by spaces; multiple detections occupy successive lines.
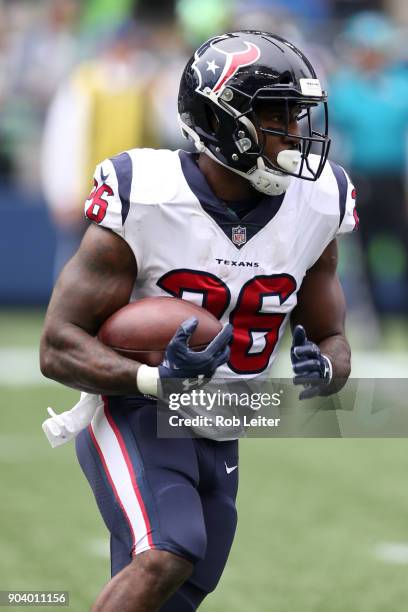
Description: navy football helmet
xmin=178 ymin=30 xmax=330 ymax=195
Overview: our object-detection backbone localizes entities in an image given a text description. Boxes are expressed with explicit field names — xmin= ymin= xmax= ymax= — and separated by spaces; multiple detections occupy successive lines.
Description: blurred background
xmin=1 ymin=0 xmax=408 ymax=610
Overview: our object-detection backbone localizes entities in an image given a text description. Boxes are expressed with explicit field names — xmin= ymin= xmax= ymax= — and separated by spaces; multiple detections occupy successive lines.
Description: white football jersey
xmin=84 ymin=148 xmax=357 ymax=380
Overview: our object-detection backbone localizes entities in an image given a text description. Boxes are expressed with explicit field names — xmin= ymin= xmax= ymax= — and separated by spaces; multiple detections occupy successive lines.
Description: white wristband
xmin=136 ymin=364 xmax=159 ymax=397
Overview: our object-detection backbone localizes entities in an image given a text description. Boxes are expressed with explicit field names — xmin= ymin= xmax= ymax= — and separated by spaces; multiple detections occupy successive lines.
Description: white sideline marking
xmin=272 ymin=347 xmax=408 ymax=378
xmin=0 ymin=347 xmax=407 ymax=386
xmin=87 ymin=538 xmax=110 ymax=558
xmin=374 ymin=543 xmax=408 ymax=564
xmin=0 ymin=347 xmax=52 ymax=386
xmin=272 ymin=351 xmax=408 ymax=378
xmin=351 ymin=353 xmax=408 ymax=378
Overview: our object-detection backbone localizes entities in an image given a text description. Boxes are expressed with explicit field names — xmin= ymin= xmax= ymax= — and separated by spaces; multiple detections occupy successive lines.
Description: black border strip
xmin=110 ymin=152 xmax=132 ymax=225
xmin=329 ymin=161 xmax=347 ymax=228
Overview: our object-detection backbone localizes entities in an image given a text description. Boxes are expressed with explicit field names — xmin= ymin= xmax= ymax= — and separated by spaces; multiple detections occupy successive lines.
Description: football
xmin=98 ymin=296 xmax=222 ymax=366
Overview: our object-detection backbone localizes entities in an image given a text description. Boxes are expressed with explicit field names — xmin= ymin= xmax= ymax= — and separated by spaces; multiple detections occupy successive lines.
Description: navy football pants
xmin=76 ymin=396 xmax=238 ymax=610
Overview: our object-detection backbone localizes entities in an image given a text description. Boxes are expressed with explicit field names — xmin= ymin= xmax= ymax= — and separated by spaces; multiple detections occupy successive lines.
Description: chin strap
xmin=178 ymin=115 xmax=301 ymax=197
xmin=203 ymin=146 xmax=301 ymax=196
xmin=248 ymin=158 xmax=291 ymax=196
xmin=248 ymin=151 xmax=301 ymax=196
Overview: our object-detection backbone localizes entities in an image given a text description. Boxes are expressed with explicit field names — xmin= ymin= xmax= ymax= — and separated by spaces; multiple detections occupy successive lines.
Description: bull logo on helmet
xmin=192 ymin=37 xmax=261 ymax=96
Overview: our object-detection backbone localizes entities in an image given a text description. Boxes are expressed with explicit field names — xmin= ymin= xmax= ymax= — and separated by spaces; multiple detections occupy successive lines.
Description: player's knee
xmin=157 ymin=484 xmax=208 ymax=562
xmin=135 ymin=549 xmax=193 ymax=593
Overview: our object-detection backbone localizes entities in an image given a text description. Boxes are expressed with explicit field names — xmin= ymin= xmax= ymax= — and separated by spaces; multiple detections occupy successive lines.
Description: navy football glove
xmin=159 ymin=316 xmax=232 ymax=387
xmin=291 ymin=325 xmax=332 ymax=400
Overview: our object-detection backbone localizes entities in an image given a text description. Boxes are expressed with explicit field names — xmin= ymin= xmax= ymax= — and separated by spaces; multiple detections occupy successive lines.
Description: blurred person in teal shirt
xmin=329 ymin=11 xmax=408 ymax=317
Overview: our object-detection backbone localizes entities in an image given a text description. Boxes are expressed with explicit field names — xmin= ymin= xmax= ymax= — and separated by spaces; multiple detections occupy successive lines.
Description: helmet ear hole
xmin=204 ymin=103 xmax=220 ymax=135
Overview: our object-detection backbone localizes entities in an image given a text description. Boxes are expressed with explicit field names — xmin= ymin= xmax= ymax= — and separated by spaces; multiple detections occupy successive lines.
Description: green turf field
xmin=2 ymin=310 xmax=408 ymax=611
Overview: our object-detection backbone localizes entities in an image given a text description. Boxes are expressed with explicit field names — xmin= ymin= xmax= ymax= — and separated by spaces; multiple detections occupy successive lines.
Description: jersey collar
xmin=178 ymin=150 xmax=285 ymax=249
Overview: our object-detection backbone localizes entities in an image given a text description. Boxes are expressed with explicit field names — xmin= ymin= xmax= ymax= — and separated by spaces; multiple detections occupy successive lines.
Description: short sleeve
xmin=84 ymin=151 xmax=133 ymax=236
xmin=329 ymin=162 xmax=359 ymax=236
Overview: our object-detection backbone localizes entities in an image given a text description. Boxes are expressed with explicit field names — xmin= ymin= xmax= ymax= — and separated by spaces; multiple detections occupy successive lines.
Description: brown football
xmin=98 ymin=296 xmax=222 ymax=366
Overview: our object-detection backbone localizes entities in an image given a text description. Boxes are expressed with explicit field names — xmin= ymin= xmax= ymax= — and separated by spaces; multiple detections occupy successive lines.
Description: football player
xmin=40 ymin=31 xmax=358 ymax=612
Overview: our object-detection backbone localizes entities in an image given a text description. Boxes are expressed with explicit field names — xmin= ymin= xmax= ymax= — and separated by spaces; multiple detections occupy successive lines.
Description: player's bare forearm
xmin=41 ymin=322 xmax=141 ymax=394
xmin=291 ymin=239 xmax=351 ymax=396
xmin=317 ymin=332 xmax=351 ymax=395
xmin=40 ymin=224 xmax=141 ymax=395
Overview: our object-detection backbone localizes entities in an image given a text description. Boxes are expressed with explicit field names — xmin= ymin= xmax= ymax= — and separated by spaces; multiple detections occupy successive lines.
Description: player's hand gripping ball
xmin=98 ymin=297 xmax=232 ymax=388
xmin=291 ymin=325 xmax=332 ymax=400
xmin=159 ymin=315 xmax=232 ymax=382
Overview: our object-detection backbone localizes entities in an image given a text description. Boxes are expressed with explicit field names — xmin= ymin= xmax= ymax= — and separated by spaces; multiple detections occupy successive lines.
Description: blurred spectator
xmin=250 ymin=0 xmax=331 ymax=23
xmin=176 ymin=0 xmax=233 ymax=48
xmin=148 ymin=19 xmax=190 ymax=149
xmin=0 ymin=0 xmax=80 ymax=189
xmin=387 ymin=0 xmax=408 ymax=27
xmin=41 ymin=20 xmax=158 ymax=276
xmin=232 ymin=2 xmax=334 ymax=88
xmin=79 ymin=0 xmax=135 ymax=57
xmin=135 ymin=0 xmax=176 ymax=24
xmin=330 ymin=11 xmax=408 ymax=317
xmin=331 ymin=1 xmax=383 ymax=19
xmin=81 ymin=0 xmax=134 ymax=33
xmin=7 ymin=0 xmax=80 ymax=105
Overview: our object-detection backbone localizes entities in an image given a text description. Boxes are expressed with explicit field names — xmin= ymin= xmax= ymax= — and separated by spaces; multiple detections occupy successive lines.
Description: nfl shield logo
xmin=232 ymin=225 xmax=247 ymax=246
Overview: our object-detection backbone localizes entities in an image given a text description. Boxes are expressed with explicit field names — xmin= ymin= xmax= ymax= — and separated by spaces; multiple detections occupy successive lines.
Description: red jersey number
xmin=85 ymin=180 xmax=113 ymax=224
xmin=157 ymin=269 xmax=296 ymax=374
xmin=228 ymin=274 xmax=296 ymax=373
